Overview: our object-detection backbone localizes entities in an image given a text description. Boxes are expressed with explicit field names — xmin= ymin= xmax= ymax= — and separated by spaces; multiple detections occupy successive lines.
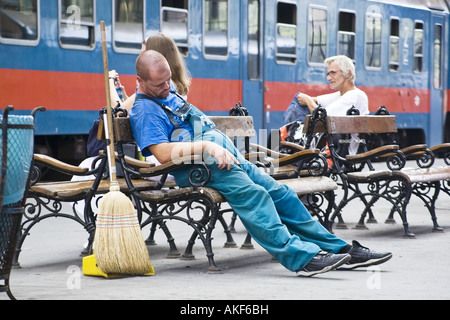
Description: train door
xmin=241 ymin=0 xmax=264 ymax=130
xmin=429 ymin=14 xmax=445 ymax=146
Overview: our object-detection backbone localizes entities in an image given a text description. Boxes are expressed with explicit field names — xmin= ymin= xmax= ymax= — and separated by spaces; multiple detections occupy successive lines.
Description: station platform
xmin=2 ymin=160 xmax=450 ymax=302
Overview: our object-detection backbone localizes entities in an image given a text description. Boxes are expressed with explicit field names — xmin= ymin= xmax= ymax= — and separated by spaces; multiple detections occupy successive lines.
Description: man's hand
xmin=296 ymin=93 xmax=318 ymax=112
xmin=204 ymin=141 xmax=240 ymax=170
xmin=150 ymin=141 xmax=239 ymax=170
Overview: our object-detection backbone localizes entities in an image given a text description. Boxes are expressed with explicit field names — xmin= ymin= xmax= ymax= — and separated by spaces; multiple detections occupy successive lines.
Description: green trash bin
xmin=0 ymin=106 xmax=35 ymax=300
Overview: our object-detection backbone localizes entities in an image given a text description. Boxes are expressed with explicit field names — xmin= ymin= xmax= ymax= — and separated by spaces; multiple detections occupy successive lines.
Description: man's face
xmin=326 ymin=63 xmax=346 ymax=91
xmin=139 ymin=67 xmax=172 ymax=99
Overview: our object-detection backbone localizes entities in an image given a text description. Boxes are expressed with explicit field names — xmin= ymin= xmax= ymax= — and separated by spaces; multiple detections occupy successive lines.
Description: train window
xmin=203 ymin=0 xmax=229 ymax=59
xmin=338 ymin=11 xmax=355 ymax=61
xmin=433 ymin=24 xmax=442 ymax=89
xmin=0 ymin=0 xmax=39 ymax=45
xmin=364 ymin=10 xmax=381 ymax=69
xmin=389 ymin=18 xmax=400 ymax=72
xmin=276 ymin=1 xmax=297 ymax=64
xmin=161 ymin=0 xmax=189 ymax=56
xmin=113 ymin=0 xmax=144 ymax=53
xmin=59 ymin=0 xmax=95 ymax=50
xmin=308 ymin=5 xmax=327 ymax=64
xmin=413 ymin=21 xmax=424 ymax=73
xmin=248 ymin=0 xmax=260 ymax=80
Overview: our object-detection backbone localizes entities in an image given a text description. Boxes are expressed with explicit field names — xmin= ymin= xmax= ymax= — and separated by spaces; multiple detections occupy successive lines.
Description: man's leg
xmin=173 ymin=163 xmax=321 ymax=272
xmin=243 ymin=162 xmax=392 ymax=270
xmin=243 ymin=161 xmax=348 ymax=254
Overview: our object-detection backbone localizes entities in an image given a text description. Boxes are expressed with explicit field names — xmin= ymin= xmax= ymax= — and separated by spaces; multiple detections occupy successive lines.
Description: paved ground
xmin=2 ymin=160 xmax=450 ymax=303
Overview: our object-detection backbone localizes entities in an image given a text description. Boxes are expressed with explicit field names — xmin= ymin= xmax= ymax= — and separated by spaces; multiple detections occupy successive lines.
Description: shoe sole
xmin=338 ymin=253 xmax=393 ymax=270
xmin=297 ymin=254 xmax=351 ymax=277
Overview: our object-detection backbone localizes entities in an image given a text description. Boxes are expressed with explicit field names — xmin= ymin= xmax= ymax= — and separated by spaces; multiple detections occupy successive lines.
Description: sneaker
xmin=297 ymin=251 xmax=351 ymax=277
xmin=339 ymin=240 xmax=393 ymax=270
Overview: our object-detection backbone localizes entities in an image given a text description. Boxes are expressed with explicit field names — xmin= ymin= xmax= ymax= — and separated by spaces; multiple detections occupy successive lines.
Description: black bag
xmin=86 ymin=117 xmax=137 ymax=177
xmin=86 ymin=118 xmax=104 ymax=157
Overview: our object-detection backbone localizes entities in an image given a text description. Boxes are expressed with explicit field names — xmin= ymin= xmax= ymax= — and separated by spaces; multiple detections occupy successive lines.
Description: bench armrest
xmin=99 ymin=150 xmax=155 ymax=169
xmin=244 ymin=152 xmax=266 ymax=162
xmin=250 ymin=142 xmax=323 ymax=166
xmin=378 ymin=144 xmax=426 ymax=159
xmin=249 ymin=143 xmax=288 ymax=158
xmin=429 ymin=143 xmax=450 ymax=165
xmin=138 ymin=155 xmax=202 ymax=175
xmin=34 ymin=154 xmax=89 ymax=176
xmin=379 ymin=144 xmax=440 ymax=169
xmin=344 ymin=144 xmax=406 ymax=171
xmin=249 ymin=142 xmax=328 ymax=177
xmin=429 ymin=143 xmax=450 ymax=155
xmin=346 ymin=145 xmax=399 ymax=163
xmin=271 ymin=149 xmax=320 ymax=167
xmin=400 ymin=144 xmax=427 ymax=155
xmin=280 ymin=141 xmax=305 ymax=153
xmin=400 ymin=144 xmax=434 ymax=168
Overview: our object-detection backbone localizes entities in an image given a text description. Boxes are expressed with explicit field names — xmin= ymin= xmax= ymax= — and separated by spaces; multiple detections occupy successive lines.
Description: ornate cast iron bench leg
xmin=139 ymin=200 xmax=181 ymax=259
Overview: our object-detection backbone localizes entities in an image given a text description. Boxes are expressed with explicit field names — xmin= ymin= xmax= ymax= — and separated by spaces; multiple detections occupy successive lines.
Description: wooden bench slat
xmin=401 ymin=166 xmax=450 ymax=183
xmin=280 ymin=176 xmax=338 ymax=195
xmin=209 ymin=116 xmax=256 ymax=138
xmin=327 ymin=116 xmax=397 ymax=134
xmin=139 ymin=176 xmax=338 ymax=204
xmin=303 ymin=115 xmax=397 ymax=135
xmin=140 ymin=187 xmax=226 ymax=204
xmin=30 ymin=178 xmax=176 ymax=199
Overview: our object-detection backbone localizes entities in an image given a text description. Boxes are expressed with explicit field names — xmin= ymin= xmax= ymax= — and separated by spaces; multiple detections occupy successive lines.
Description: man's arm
xmin=149 ymin=141 xmax=239 ymax=170
xmin=109 ymin=70 xmax=135 ymax=111
xmin=296 ymin=93 xmax=318 ymax=113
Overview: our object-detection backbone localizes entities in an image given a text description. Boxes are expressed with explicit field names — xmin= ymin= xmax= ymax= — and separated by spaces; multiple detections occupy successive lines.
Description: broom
xmin=93 ymin=21 xmax=152 ymax=275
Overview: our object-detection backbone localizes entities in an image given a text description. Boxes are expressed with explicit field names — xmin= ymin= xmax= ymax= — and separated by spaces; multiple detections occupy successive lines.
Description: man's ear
xmin=137 ymin=75 xmax=144 ymax=86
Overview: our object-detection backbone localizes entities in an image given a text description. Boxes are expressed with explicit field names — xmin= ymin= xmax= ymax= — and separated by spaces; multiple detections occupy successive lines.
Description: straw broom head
xmin=94 ymin=183 xmax=151 ymax=275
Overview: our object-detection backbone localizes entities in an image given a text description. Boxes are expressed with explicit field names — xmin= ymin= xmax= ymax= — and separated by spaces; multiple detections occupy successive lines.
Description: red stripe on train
xmin=188 ymin=78 xmax=242 ymax=111
xmin=0 ymin=69 xmax=242 ymax=112
xmin=264 ymin=81 xmax=431 ymax=114
xmin=2 ymin=68 xmax=437 ymax=114
xmin=1 ymin=69 xmax=106 ymax=110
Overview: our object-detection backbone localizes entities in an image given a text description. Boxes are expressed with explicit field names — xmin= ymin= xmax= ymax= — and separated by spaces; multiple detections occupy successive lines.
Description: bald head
xmin=136 ymin=50 xmax=170 ymax=81
xmin=136 ymin=50 xmax=172 ymax=99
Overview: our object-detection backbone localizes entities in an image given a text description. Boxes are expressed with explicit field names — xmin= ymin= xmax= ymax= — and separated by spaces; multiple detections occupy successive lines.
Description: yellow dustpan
xmin=82 ymin=255 xmax=155 ymax=278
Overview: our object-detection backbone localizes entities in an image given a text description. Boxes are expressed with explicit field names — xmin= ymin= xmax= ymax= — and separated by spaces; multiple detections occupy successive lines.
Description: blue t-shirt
xmin=130 ymin=88 xmax=242 ymax=167
xmin=130 ymin=90 xmax=193 ymax=157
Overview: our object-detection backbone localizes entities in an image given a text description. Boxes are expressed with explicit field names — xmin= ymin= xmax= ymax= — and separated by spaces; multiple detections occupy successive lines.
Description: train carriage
xmin=0 ymin=0 xmax=449 ymax=163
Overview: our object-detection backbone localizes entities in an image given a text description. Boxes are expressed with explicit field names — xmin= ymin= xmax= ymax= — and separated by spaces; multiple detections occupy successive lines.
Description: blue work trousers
xmin=172 ymin=157 xmax=348 ymax=272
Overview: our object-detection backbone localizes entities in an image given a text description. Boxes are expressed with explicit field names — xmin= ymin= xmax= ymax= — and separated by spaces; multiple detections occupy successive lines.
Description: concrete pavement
xmin=2 ymin=160 xmax=450 ymax=301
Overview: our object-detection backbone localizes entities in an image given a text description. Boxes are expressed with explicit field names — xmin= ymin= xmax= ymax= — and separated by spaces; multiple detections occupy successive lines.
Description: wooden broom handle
xmin=100 ymin=21 xmax=118 ymax=183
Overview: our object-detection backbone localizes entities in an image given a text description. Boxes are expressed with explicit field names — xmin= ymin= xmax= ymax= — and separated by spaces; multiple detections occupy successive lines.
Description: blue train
xmin=1 ymin=0 xmax=449 ymax=162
